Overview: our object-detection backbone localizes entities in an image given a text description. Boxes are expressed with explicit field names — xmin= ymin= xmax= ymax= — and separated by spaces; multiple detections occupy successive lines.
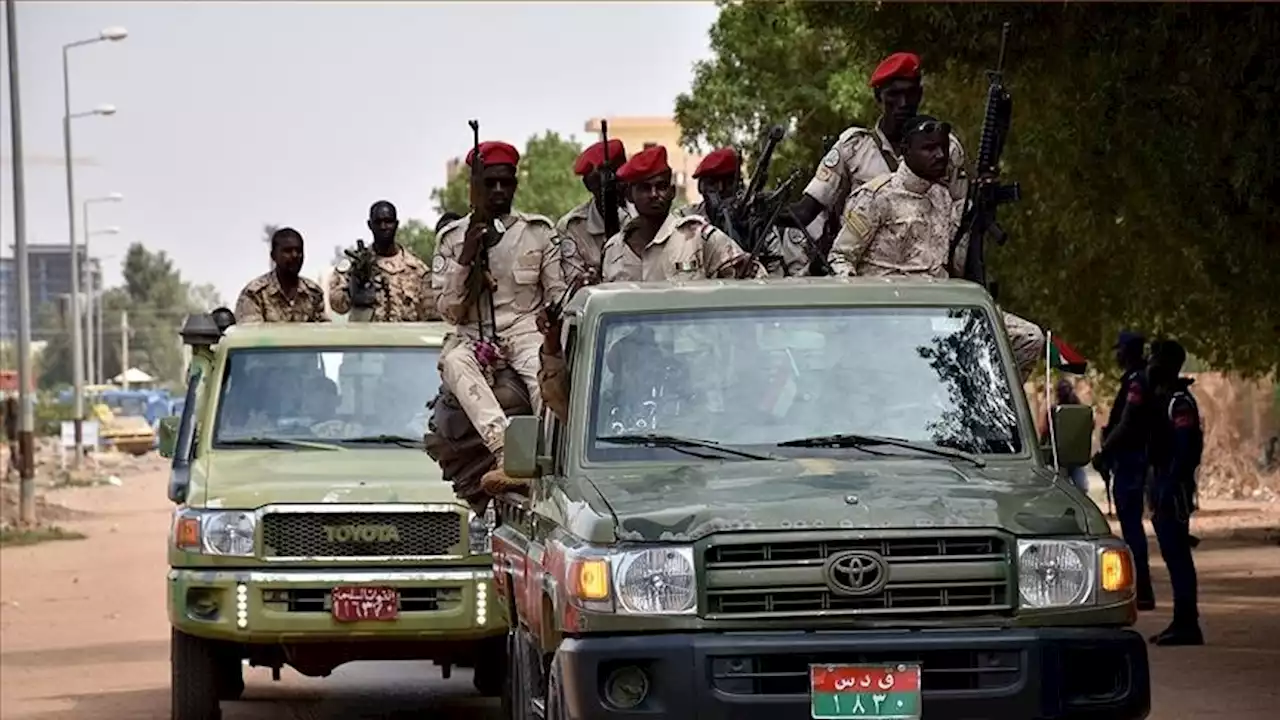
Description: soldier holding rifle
xmin=788 ymin=52 xmax=967 ymax=251
xmin=432 ymin=131 xmax=566 ymax=490
xmin=557 ymin=134 xmax=631 ymax=287
xmin=328 ymin=200 xmax=439 ymax=321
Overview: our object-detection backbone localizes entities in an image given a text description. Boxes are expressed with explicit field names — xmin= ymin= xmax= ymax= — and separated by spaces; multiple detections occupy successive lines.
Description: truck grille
xmin=703 ymin=535 xmax=1012 ymax=619
xmin=261 ymin=511 xmax=462 ymax=559
xmin=710 ymin=648 xmax=1022 ymax=695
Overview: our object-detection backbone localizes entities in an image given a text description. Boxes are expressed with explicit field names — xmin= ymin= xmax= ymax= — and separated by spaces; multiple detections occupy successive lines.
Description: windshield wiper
xmin=341 ymin=434 xmax=424 ymax=449
xmin=777 ymin=433 xmax=986 ymax=467
xmin=597 ymin=433 xmax=781 ymax=461
xmin=218 ymin=437 xmax=341 ymax=451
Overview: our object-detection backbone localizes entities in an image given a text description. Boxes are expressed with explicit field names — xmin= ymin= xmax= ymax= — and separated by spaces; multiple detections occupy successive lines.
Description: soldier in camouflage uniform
xmin=556 ymin=139 xmax=633 ymax=286
xmin=678 ymin=147 xmax=812 ymax=277
xmin=234 ymin=227 xmax=329 ymax=323
xmin=431 ymin=141 xmax=567 ymax=489
xmin=328 ymin=200 xmax=439 ymax=321
xmin=828 ymin=115 xmax=1045 ymax=381
xmin=789 ymin=52 xmax=967 ymax=250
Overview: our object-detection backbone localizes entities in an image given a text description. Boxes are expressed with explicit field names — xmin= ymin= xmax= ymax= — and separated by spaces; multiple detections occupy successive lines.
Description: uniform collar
xmin=874 ymin=123 xmax=902 ymax=160
xmin=895 ymin=162 xmax=938 ymax=195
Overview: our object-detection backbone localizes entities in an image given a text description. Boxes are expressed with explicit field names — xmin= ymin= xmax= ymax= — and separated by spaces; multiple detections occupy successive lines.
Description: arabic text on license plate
xmin=330 ymin=586 xmax=399 ymax=622
xmin=809 ymin=663 xmax=922 ymax=719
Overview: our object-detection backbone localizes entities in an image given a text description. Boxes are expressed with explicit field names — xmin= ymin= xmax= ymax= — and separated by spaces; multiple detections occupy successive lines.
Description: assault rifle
xmin=599 ymin=120 xmax=621 ymax=239
xmin=466 ymin=119 xmax=502 ymax=368
xmin=703 ymin=124 xmax=798 ymax=276
xmin=344 ymin=239 xmax=377 ymax=322
xmin=949 ymin=22 xmax=1022 ymax=301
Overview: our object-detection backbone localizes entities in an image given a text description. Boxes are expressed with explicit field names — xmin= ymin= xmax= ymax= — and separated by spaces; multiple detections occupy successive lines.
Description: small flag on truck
xmin=1048 ymin=336 xmax=1088 ymax=374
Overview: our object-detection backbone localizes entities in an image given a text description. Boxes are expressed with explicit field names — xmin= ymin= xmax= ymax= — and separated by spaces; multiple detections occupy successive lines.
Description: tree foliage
xmin=431 ymin=131 xmax=590 ymax=222
xmin=676 ymin=1 xmax=1280 ymax=374
xmin=38 ymin=243 xmax=213 ymax=387
xmin=397 ymin=219 xmax=438 ymax=263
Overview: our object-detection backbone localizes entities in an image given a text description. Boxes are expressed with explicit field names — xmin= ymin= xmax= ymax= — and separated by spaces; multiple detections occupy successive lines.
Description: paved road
xmin=1 ymin=466 xmax=1277 ymax=719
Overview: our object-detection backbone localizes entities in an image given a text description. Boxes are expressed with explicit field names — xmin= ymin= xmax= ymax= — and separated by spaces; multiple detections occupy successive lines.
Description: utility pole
xmin=6 ymin=0 xmax=38 ymax=523
xmin=120 ymin=309 xmax=129 ymax=390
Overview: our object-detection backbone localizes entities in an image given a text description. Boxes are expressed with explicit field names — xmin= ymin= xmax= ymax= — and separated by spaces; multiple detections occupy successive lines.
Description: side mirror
xmin=503 ymin=415 xmax=547 ymax=479
xmin=1051 ymin=404 xmax=1094 ymax=468
xmin=157 ymin=416 xmax=180 ymax=458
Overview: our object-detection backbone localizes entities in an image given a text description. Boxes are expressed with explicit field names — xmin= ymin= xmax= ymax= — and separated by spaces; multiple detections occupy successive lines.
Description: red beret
xmin=692 ymin=147 xmax=740 ymax=179
xmin=869 ymin=52 xmax=922 ymax=89
xmin=616 ymin=145 xmax=670 ymax=183
xmin=465 ymin=141 xmax=520 ymax=168
xmin=573 ymin=139 xmax=627 ymax=176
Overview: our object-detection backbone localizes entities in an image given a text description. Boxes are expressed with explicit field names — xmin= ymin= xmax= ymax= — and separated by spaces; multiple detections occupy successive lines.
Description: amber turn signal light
xmin=175 ymin=516 xmax=201 ymax=550
xmin=1101 ymin=547 xmax=1134 ymax=593
xmin=569 ymin=558 xmax=610 ymax=601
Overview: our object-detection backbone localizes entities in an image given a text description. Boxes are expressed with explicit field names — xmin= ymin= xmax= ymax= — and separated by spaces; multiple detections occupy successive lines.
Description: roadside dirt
xmin=1 ymin=465 xmax=1277 ymax=719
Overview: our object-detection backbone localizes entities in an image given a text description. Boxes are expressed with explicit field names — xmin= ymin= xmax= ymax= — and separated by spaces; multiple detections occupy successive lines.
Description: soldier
xmin=599 ymin=145 xmax=760 ymax=283
xmin=679 ymin=147 xmax=811 ymax=277
xmin=788 ymin=52 xmax=967 ymax=249
xmin=328 ymin=200 xmax=439 ymax=321
xmin=432 ymin=140 xmax=566 ymax=490
xmin=536 ymin=145 xmax=761 ymax=423
xmin=1145 ymin=339 xmax=1204 ymax=645
xmin=1093 ymin=330 xmax=1158 ymax=611
xmin=557 ymin=139 xmax=631 ymax=286
xmin=234 ymin=227 xmax=329 ymax=323
xmin=827 ymin=115 xmax=1045 ymax=381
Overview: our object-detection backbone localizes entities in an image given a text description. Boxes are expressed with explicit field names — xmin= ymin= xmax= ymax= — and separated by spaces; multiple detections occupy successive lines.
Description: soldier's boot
xmin=480 ymin=449 xmax=530 ymax=497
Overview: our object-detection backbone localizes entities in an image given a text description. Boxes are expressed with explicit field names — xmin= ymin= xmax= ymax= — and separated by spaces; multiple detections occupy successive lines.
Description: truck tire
xmin=170 ymin=629 xmax=221 ymax=720
xmin=214 ymin=654 xmax=244 ymax=701
xmin=544 ymin=651 xmax=568 ymax=720
xmin=472 ymin=635 xmax=507 ymax=697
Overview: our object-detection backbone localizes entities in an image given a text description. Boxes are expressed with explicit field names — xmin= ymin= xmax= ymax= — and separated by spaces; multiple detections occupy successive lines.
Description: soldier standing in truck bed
xmin=678 ymin=147 xmax=811 ymax=277
xmin=557 ymin=139 xmax=632 ymax=287
xmin=788 ymin=52 xmax=967 ymax=252
xmin=234 ymin=227 xmax=329 ymax=323
xmin=329 ymin=200 xmax=439 ymax=321
xmin=827 ymin=115 xmax=1045 ymax=382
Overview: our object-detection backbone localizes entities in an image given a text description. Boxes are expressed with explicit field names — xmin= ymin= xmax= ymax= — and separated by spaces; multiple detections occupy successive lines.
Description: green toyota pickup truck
xmin=161 ymin=312 xmax=504 ymax=720
xmin=491 ymin=277 xmax=1150 ymax=720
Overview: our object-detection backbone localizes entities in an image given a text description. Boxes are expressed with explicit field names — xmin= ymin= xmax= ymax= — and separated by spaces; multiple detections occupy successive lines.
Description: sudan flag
xmin=1048 ymin=335 xmax=1088 ymax=374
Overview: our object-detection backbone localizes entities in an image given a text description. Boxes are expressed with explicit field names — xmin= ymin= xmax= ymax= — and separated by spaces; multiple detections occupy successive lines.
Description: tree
xmin=676 ymin=1 xmax=1280 ymax=374
xmin=430 ymin=131 xmax=590 ymax=221
xmin=397 ymin=219 xmax=438 ymax=263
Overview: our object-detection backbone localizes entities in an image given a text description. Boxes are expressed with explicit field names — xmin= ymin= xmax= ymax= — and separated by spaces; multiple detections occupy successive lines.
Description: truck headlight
xmin=568 ymin=546 xmax=697 ymax=616
xmin=1017 ymin=538 xmax=1134 ymax=609
xmin=173 ymin=510 xmax=256 ymax=557
xmin=468 ymin=507 xmax=495 ymax=555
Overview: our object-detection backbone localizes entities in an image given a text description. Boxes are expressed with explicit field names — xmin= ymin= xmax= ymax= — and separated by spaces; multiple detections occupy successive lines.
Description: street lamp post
xmin=83 ymin=193 xmax=122 ymax=386
xmin=63 ymin=27 xmax=126 ymax=468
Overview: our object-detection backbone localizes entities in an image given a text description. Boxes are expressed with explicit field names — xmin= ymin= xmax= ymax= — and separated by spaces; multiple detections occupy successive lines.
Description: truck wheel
xmin=472 ymin=635 xmax=507 ymax=697
xmin=503 ymin=630 xmax=539 ymax=720
xmin=544 ymin=651 xmax=568 ymax=720
xmin=170 ymin=629 xmax=222 ymax=720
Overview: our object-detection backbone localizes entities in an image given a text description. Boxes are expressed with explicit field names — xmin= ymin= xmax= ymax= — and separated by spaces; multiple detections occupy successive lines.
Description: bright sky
xmin=1 ymin=1 xmax=720 ymax=303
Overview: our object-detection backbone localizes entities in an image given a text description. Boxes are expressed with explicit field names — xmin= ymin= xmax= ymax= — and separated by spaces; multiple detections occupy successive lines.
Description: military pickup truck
xmin=161 ymin=311 xmax=505 ymax=720
xmin=491 ymin=278 xmax=1150 ymax=720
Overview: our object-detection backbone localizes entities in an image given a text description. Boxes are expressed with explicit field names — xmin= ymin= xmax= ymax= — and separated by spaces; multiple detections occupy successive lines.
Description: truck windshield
xmin=213 ymin=347 xmax=441 ymax=447
xmin=587 ymin=306 xmax=1023 ymax=462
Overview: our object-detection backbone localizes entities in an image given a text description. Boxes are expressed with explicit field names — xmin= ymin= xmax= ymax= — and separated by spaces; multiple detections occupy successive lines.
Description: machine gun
xmin=949 ymin=22 xmax=1022 ymax=300
xmin=344 ymin=239 xmax=377 ymax=322
xmin=466 ymin=119 xmax=503 ymax=370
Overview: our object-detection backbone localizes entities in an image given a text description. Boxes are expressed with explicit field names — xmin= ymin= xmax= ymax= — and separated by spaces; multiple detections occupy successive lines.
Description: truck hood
xmin=587 ymin=458 xmax=1088 ymax=542
xmin=197 ymin=448 xmax=457 ymax=508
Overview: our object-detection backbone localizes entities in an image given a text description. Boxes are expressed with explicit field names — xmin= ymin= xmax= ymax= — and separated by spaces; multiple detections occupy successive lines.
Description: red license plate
xmin=330 ymin=586 xmax=399 ymax=622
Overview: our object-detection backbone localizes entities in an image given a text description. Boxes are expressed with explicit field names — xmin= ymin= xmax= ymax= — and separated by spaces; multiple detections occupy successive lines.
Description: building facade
xmin=1 ymin=245 xmax=101 ymax=341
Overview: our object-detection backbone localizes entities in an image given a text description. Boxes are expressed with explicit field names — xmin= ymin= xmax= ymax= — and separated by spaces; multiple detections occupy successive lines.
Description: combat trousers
xmin=439 ymin=329 xmax=543 ymax=456
xmin=1112 ymin=450 xmax=1156 ymax=604
xmin=1000 ymin=309 xmax=1045 ymax=383
xmin=1151 ymin=475 xmax=1200 ymax=627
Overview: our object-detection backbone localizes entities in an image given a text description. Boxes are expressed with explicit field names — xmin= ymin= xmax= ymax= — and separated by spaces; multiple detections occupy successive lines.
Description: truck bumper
xmin=168 ymin=567 xmax=505 ymax=644
xmin=558 ymin=627 xmax=1149 ymax=720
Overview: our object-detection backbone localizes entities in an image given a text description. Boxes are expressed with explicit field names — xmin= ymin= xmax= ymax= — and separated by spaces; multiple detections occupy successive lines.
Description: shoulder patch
xmin=431 ymin=254 xmax=446 ymax=274
xmin=336 ymin=258 xmax=351 ymax=273
xmin=821 ymin=148 xmax=840 ymax=169
xmin=561 ymin=238 xmax=578 ymax=258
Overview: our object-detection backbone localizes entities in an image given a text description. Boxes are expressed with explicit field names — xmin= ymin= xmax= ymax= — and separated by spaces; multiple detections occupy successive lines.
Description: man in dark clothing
xmin=1146 ymin=339 xmax=1205 ymax=646
xmin=1092 ymin=330 xmax=1156 ymax=610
